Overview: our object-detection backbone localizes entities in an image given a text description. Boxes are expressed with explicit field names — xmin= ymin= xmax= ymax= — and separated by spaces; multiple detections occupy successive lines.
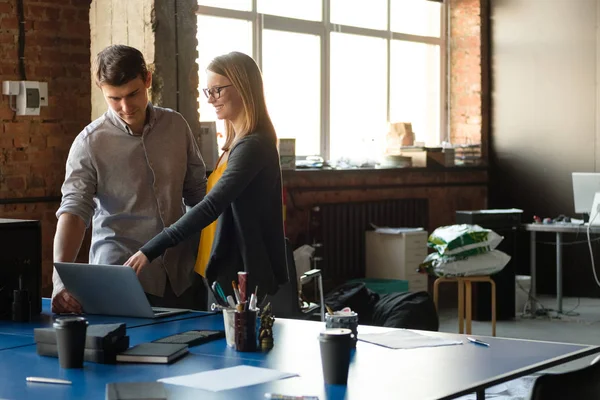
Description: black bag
xmin=371 ymin=291 xmax=439 ymax=331
xmin=324 ymin=282 xmax=380 ymax=324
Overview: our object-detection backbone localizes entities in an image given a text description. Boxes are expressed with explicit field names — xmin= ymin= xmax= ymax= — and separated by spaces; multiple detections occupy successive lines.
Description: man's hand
xmin=51 ymin=289 xmax=82 ymax=314
xmin=124 ymin=251 xmax=150 ymax=275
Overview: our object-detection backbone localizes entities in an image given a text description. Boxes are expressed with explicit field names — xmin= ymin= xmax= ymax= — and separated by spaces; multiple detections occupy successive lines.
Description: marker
xmin=26 ymin=377 xmax=72 ymax=385
xmin=264 ymin=393 xmax=319 ymax=400
xmin=212 ymin=282 xmax=228 ymax=305
xmin=467 ymin=337 xmax=490 ymax=347
xmin=205 ymin=277 xmax=222 ymax=305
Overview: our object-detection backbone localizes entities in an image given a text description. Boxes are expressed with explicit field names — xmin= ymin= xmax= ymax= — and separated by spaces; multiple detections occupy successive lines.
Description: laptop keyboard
xmin=152 ymin=308 xmax=171 ymax=315
xmin=152 ymin=330 xmax=225 ymax=347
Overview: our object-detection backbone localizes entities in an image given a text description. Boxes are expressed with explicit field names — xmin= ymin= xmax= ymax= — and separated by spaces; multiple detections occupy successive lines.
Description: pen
xmin=26 ymin=377 xmax=72 ymax=385
xmin=264 ymin=393 xmax=319 ymax=400
xmin=467 ymin=337 xmax=490 ymax=347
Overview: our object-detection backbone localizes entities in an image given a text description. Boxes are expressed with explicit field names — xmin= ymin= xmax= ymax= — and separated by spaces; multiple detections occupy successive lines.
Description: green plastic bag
xmin=418 ymin=250 xmax=510 ymax=277
xmin=427 ymin=224 xmax=502 ymax=257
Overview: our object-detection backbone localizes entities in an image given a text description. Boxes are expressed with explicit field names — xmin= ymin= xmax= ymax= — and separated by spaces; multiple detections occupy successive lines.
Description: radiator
xmin=311 ymin=199 xmax=429 ymax=286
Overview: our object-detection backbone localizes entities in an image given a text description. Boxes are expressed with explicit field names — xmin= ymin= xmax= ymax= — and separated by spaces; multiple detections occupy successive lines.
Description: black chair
xmin=266 ymin=239 xmax=325 ymax=321
xmin=528 ymin=355 xmax=600 ymax=399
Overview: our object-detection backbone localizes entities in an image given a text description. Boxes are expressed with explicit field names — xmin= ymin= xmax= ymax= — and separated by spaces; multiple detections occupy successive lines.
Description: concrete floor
xmin=440 ymin=295 xmax=600 ymax=399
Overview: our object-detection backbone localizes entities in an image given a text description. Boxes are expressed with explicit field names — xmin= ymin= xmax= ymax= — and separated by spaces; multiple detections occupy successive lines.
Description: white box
xmin=278 ymin=138 xmax=295 ymax=170
xmin=366 ymin=229 xmax=429 ymax=292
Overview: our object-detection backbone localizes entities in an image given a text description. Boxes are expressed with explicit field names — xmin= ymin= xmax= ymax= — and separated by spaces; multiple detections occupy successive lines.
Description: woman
xmin=125 ymin=51 xmax=288 ymax=300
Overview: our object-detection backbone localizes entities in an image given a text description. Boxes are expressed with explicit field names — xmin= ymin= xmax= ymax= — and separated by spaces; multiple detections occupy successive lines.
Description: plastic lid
xmin=318 ymin=328 xmax=352 ymax=341
xmin=53 ymin=316 xmax=88 ymax=328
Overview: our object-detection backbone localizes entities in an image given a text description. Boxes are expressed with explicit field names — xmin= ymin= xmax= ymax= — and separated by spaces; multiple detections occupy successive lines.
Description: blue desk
xmin=0 ymin=298 xmax=214 ymax=336
xmin=0 ymin=333 xmax=35 ymax=351
xmin=0 ymin=313 xmax=598 ymax=399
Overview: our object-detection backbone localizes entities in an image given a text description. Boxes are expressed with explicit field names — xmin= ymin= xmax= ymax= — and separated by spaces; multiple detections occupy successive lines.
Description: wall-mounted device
xmin=2 ymin=80 xmax=48 ymax=116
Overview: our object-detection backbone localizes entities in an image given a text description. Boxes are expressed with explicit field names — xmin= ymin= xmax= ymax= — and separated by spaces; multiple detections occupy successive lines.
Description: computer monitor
xmin=572 ymin=172 xmax=600 ymax=214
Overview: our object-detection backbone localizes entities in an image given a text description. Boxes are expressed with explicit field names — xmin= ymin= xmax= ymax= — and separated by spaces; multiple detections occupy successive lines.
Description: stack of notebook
xmin=34 ymin=323 xmax=129 ymax=364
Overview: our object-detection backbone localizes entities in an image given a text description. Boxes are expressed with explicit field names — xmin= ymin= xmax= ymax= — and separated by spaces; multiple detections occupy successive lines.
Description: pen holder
xmin=234 ymin=309 xmax=257 ymax=352
xmin=223 ymin=309 xmax=236 ymax=348
xmin=325 ymin=312 xmax=359 ymax=348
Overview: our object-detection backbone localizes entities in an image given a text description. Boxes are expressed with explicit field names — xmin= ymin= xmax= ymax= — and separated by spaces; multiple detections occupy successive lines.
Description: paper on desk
xmin=158 ymin=365 xmax=298 ymax=392
xmin=474 ymin=208 xmax=523 ymax=214
xmin=359 ymin=330 xmax=463 ymax=349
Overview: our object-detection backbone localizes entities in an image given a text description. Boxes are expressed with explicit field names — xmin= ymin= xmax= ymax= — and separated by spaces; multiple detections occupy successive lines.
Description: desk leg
xmin=556 ymin=232 xmax=563 ymax=313
xmin=476 ymin=389 xmax=485 ymax=400
xmin=458 ymin=280 xmax=465 ymax=334
xmin=530 ymin=231 xmax=537 ymax=313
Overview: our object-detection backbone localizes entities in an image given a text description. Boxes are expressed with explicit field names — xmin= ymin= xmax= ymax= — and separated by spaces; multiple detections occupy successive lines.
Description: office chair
xmin=267 ymin=239 xmax=325 ymax=321
xmin=528 ymin=354 xmax=600 ymax=399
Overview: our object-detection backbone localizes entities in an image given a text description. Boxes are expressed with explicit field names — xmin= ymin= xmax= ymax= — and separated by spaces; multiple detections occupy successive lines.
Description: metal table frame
xmin=523 ymin=223 xmax=600 ymax=313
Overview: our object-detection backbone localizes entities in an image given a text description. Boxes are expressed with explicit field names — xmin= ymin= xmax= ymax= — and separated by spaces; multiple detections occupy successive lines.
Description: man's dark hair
xmin=94 ymin=45 xmax=149 ymax=86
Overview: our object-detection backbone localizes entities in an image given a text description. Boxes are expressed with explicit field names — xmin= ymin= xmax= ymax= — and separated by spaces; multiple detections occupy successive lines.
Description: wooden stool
xmin=433 ymin=276 xmax=496 ymax=337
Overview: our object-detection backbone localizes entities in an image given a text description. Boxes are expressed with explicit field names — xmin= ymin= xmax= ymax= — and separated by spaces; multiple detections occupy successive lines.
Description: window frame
xmin=196 ymin=0 xmax=447 ymax=160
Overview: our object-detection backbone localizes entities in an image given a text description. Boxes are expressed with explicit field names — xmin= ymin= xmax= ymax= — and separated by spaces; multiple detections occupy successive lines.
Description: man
xmin=52 ymin=44 xmax=207 ymax=313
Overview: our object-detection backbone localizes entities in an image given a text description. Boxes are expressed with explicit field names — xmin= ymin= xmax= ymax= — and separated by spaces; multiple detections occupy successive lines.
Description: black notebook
xmin=116 ymin=343 xmax=188 ymax=364
xmin=36 ymin=336 xmax=130 ymax=364
xmin=34 ymin=323 xmax=126 ymax=349
xmin=105 ymin=382 xmax=167 ymax=400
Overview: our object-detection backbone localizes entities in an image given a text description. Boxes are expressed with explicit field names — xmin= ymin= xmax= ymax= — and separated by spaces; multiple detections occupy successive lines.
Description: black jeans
xmin=146 ymin=273 xmax=207 ymax=311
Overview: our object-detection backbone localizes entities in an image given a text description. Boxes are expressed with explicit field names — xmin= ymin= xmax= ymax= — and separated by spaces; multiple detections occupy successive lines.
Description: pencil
xmin=232 ymin=281 xmax=241 ymax=304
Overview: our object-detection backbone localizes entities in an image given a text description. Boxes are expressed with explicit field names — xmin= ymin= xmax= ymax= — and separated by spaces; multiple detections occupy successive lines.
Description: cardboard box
xmin=278 ymin=138 xmax=295 ymax=170
xmin=365 ymin=229 xmax=429 ymax=292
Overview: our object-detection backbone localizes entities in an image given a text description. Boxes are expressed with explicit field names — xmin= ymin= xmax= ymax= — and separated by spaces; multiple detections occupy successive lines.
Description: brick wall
xmin=0 ymin=0 xmax=91 ymax=295
xmin=449 ymin=0 xmax=483 ymax=146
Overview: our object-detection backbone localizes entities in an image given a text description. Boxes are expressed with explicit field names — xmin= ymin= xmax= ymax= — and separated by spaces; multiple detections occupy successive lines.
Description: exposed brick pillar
xmin=89 ymin=0 xmax=200 ymax=135
xmin=449 ymin=0 xmax=484 ymax=149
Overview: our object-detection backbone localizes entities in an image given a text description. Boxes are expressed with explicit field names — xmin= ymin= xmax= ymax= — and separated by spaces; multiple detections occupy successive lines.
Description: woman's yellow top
xmin=194 ymin=160 xmax=227 ymax=276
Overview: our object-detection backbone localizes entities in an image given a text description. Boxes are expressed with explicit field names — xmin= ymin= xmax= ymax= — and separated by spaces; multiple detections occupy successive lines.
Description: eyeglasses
xmin=202 ymin=85 xmax=233 ymax=99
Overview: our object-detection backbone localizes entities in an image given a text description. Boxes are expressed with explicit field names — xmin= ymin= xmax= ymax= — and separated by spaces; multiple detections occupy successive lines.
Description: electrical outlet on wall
xmin=1 ymin=81 xmax=48 ymax=116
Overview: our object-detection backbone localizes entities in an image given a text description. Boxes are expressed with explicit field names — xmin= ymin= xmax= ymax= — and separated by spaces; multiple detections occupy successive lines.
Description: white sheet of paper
xmin=359 ymin=330 xmax=463 ymax=349
xmin=158 ymin=365 xmax=298 ymax=392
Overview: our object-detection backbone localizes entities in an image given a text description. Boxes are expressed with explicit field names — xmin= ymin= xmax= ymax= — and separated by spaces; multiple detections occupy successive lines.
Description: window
xmin=197 ymin=14 xmax=252 ymax=150
xmin=196 ymin=0 xmax=446 ymax=161
xmin=390 ymin=40 xmax=440 ymax=146
xmin=330 ymin=33 xmax=387 ymax=161
xmin=262 ymin=30 xmax=321 ymax=156
xmin=258 ymin=0 xmax=322 ymax=22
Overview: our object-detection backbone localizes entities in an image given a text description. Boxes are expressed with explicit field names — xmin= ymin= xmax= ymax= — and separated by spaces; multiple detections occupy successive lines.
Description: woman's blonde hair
xmin=207 ymin=52 xmax=277 ymax=151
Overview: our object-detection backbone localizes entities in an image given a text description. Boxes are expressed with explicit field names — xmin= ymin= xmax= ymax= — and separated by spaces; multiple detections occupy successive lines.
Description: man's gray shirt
xmin=53 ymin=103 xmax=207 ymax=298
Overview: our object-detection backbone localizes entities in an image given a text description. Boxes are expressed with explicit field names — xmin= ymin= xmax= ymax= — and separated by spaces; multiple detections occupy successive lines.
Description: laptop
xmin=54 ymin=262 xmax=190 ymax=319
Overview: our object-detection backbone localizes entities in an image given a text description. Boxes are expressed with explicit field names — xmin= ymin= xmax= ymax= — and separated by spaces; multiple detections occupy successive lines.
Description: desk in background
xmin=523 ymin=223 xmax=600 ymax=313
xmin=0 ymin=311 xmax=599 ymax=399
